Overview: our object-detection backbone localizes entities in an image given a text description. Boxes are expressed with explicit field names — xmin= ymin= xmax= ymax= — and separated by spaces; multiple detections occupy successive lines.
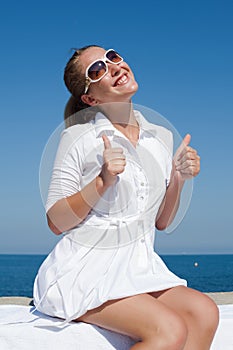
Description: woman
xmin=34 ymin=45 xmax=219 ymax=349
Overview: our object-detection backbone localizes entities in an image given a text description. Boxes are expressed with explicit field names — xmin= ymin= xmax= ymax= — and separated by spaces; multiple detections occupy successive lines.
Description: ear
xmin=81 ymin=94 xmax=99 ymax=106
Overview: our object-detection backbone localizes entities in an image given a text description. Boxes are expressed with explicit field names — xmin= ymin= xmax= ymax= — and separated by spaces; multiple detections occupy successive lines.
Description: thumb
xmin=183 ymin=133 xmax=191 ymax=146
xmin=174 ymin=133 xmax=191 ymax=161
xmin=102 ymin=134 xmax=112 ymax=150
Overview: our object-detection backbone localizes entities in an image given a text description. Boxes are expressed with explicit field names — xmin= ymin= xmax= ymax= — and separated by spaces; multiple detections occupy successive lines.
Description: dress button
xmin=140 ymin=238 xmax=145 ymax=243
xmin=140 ymin=182 xmax=144 ymax=186
xmin=140 ymin=196 xmax=144 ymax=200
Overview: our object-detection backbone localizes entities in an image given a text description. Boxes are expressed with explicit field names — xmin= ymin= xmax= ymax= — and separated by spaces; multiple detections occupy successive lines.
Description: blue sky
xmin=0 ymin=0 xmax=232 ymax=254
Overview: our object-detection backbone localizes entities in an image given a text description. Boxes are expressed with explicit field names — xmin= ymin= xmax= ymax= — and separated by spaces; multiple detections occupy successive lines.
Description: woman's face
xmin=80 ymin=47 xmax=138 ymax=105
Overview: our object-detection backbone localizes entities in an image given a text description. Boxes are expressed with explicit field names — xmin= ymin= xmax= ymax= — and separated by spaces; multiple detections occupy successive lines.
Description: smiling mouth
xmin=114 ymin=74 xmax=128 ymax=87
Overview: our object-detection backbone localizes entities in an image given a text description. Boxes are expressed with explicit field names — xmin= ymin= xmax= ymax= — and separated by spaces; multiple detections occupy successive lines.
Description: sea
xmin=0 ymin=254 xmax=232 ymax=297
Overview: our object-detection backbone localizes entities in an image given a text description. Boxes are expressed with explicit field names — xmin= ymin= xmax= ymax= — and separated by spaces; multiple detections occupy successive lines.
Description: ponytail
xmin=64 ymin=96 xmax=100 ymax=129
xmin=64 ymin=95 xmax=90 ymax=128
xmin=63 ymin=45 xmax=101 ymax=128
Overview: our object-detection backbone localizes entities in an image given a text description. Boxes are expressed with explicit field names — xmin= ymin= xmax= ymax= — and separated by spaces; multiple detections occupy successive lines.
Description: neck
xmin=100 ymin=102 xmax=139 ymax=147
xmin=100 ymin=101 xmax=137 ymax=127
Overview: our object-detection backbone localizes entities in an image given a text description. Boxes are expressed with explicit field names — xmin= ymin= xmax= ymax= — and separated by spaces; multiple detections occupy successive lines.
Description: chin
xmin=132 ymin=81 xmax=139 ymax=93
xmin=126 ymin=80 xmax=138 ymax=97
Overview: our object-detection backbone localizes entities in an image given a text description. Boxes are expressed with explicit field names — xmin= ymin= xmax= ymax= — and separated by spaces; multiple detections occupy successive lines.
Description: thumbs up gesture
xmin=174 ymin=134 xmax=200 ymax=180
xmin=99 ymin=134 xmax=126 ymax=187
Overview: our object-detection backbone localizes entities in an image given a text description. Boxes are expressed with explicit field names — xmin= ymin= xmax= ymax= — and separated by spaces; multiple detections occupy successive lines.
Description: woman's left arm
xmin=155 ymin=134 xmax=200 ymax=230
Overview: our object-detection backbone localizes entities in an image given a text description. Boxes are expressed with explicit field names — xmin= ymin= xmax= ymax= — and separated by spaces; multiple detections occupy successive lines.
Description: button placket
xmin=135 ymin=165 xmax=148 ymax=213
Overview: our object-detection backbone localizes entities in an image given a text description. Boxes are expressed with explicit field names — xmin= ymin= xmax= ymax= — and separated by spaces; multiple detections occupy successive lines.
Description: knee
xmin=203 ymin=296 xmax=219 ymax=333
xmin=146 ymin=314 xmax=188 ymax=349
xmin=192 ymin=294 xmax=219 ymax=334
xmin=163 ymin=315 xmax=188 ymax=349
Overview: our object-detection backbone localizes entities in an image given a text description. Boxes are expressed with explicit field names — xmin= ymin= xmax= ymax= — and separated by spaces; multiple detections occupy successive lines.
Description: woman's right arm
xmin=47 ymin=134 xmax=126 ymax=235
xmin=47 ymin=175 xmax=109 ymax=235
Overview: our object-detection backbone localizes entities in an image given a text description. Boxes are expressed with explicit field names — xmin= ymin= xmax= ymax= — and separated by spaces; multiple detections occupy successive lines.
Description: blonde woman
xmin=34 ymin=45 xmax=219 ymax=349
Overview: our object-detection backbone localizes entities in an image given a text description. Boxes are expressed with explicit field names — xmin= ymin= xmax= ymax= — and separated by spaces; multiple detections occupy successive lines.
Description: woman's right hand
xmin=99 ymin=134 xmax=126 ymax=187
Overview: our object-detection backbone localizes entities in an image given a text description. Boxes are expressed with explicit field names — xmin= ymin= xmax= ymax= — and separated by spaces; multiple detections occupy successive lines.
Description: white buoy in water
xmin=194 ymin=262 xmax=198 ymax=267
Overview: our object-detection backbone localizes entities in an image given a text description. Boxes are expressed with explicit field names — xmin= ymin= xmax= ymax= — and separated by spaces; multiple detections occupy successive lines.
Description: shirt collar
xmin=94 ymin=112 xmax=116 ymax=138
xmin=93 ymin=110 xmax=158 ymax=138
xmin=134 ymin=110 xmax=159 ymax=137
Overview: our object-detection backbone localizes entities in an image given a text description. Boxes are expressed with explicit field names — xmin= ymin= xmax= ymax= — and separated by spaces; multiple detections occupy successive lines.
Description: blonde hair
xmin=63 ymin=45 xmax=101 ymax=128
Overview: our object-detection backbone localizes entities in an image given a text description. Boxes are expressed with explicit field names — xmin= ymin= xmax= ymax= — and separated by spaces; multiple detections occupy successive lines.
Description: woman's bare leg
xmin=149 ymin=286 xmax=219 ymax=350
xmin=74 ymin=292 xmax=188 ymax=349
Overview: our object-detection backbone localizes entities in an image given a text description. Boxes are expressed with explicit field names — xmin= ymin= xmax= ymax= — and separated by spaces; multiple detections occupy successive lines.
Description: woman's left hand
xmin=174 ymin=134 xmax=200 ymax=180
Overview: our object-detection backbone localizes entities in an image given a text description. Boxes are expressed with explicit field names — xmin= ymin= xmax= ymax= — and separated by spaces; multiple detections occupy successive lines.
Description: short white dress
xmin=33 ymin=110 xmax=187 ymax=323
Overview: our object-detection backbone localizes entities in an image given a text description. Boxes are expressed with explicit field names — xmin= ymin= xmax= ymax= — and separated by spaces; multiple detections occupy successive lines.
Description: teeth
xmin=116 ymin=75 xmax=127 ymax=85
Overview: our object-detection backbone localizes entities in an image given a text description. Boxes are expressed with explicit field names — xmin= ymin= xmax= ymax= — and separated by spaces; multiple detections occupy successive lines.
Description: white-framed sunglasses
xmin=84 ymin=49 xmax=123 ymax=94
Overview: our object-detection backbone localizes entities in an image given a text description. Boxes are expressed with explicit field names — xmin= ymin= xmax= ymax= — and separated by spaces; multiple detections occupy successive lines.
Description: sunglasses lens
xmin=106 ymin=50 xmax=122 ymax=63
xmin=88 ymin=61 xmax=107 ymax=81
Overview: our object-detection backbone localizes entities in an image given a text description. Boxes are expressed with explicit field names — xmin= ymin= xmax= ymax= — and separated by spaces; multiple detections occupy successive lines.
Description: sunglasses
xmin=84 ymin=49 xmax=123 ymax=93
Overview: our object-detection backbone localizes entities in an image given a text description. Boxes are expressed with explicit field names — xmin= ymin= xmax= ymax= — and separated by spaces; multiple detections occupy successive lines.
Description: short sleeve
xmin=45 ymin=128 xmax=83 ymax=213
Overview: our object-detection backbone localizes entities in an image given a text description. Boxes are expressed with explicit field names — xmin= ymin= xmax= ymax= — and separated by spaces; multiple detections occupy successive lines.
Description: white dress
xmin=33 ymin=110 xmax=187 ymax=323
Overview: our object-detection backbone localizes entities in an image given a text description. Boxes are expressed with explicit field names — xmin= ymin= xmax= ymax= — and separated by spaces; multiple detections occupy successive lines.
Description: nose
xmin=108 ymin=62 xmax=121 ymax=77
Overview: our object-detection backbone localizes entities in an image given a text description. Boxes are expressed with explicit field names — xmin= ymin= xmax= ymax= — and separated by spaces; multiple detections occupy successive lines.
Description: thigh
xmin=149 ymin=285 xmax=218 ymax=324
xmin=75 ymin=292 xmax=185 ymax=341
